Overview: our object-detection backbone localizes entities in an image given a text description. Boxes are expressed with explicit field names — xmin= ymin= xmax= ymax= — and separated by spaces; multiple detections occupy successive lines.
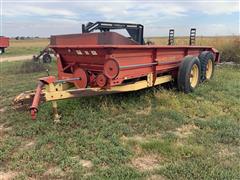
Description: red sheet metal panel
xmin=52 ymin=45 xmax=217 ymax=88
xmin=0 ymin=36 xmax=9 ymax=48
xmin=50 ymin=32 xmax=138 ymax=46
xmin=50 ymin=32 xmax=219 ymax=89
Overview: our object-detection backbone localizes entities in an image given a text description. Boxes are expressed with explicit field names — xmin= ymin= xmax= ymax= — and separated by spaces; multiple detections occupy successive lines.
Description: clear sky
xmin=1 ymin=0 xmax=239 ymax=37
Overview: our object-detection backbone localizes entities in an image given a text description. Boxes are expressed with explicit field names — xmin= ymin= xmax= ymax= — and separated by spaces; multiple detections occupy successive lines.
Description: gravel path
xmin=0 ymin=55 xmax=33 ymax=62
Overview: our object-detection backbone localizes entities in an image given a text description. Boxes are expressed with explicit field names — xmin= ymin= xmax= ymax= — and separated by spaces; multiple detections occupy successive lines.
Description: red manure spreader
xmin=14 ymin=22 xmax=220 ymax=120
xmin=0 ymin=36 xmax=9 ymax=54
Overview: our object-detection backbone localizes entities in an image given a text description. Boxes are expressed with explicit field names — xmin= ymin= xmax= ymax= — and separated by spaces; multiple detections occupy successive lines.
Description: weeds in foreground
xmin=220 ymin=38 xmax=240 ymax=63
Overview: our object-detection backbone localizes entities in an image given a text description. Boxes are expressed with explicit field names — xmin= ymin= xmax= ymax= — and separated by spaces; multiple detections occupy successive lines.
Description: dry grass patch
xmin=9 ymin=38 xmax=49 ymax=48
xmin=43 ymin=166 xmax=65 ymax=177
xmin=70 ymin=156 xmax=93 ymax=168
xmin=218 ymin=145 xmax=236 ymax=159
xmin=0 ymin=123 xmax=12 ymax=138
xmin=121 ymin=135 xmax=148 ymax=143
xmin=174 ymin=124 xmax=199 ymax=138
xmin=121 ymin=134 xmax=162 ymax=143
xmin=146 ymin=36 xmax=238 ymax=50
xmin=147 ymin=174 xmax=166 ymax=180
xmin=0 ymin=107 xmax=7 ymax=113
xmin=0 ymin=171 xmax=18 ymax=180
xmin=121 ymin=135 xmax=163 ymax=155
xmin=121 ymin=135 xmax=146 ymax=155
xmin=3 ymin=38 xmax=49 ymax=57
xmin=16 ymin=61 xmax=47 ymax=74
xmin=136 ymin=106 xmax=152 ymax=115
xmin=79 ymin=160 xmax=93 ymax=168
xmin=24 ymin=140 xmax=36 ymax=148
xmin=17 ymin=139 xmax=36 ymax=152
xmin=131 ymin=154 xmax=161 ymax=172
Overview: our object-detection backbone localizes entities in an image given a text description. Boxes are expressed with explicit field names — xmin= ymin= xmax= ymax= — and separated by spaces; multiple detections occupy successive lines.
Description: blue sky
xmin=1 ymin=0 xmax=239 ymax=37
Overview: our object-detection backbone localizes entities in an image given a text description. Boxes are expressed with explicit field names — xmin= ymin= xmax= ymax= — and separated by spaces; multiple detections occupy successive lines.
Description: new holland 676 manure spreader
xmin=14 ymin=22 xmax=220 ymax=120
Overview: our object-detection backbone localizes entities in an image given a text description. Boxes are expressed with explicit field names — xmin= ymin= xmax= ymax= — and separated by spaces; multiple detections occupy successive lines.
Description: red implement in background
xmin=0 ymin=36 xmax=9 ymax=54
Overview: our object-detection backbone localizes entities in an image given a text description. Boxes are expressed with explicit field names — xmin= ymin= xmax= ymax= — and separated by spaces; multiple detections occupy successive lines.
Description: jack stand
xmin=52 ymin=101 xmax=61 ymax=123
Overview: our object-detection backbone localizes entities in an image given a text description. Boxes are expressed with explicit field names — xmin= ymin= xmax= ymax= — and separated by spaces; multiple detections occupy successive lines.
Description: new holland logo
xmin=75 ymin=50 xmax=98 ymax=56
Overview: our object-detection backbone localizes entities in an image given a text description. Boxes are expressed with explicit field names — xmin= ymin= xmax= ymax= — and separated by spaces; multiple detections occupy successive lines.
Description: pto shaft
xmin=30 ymin=81 xmax=44 ymax=120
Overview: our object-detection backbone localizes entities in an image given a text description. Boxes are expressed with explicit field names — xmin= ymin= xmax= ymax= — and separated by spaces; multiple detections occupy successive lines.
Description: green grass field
xmin=1 ymin=38 xmax=49 ymax=57
xmin=0 ymin=60 xmax=239 ymax=179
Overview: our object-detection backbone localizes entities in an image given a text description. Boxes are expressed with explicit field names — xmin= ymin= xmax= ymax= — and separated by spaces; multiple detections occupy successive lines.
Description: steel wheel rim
xmin=190 ymin=64 xmax=199 ymax=88
xmin=206 ymin=59 xmax=213 ymax=79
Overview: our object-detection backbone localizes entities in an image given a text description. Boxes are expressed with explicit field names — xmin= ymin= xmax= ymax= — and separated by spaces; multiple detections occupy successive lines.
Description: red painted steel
xmin=0 ymin=36 xmax=9 ymax=48
xmin=72 ymin=68 xmax=89 ymax=88
xmin=30 ymin=76 xmax=56 ymax=120
xmin=96 ymin=74 xmax=107 ymax=87
xmin=51 ymin=32 xmax=138 ymax=46
xmin=30 ymin=81 xmax=45 ymax=120
xmin=104 ymin=59 xmax=120 ymax=78
xmin=50 ymin=32 xmax=219 ymax=89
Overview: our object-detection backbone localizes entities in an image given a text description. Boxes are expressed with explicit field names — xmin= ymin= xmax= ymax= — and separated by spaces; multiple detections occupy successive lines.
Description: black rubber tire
xmin=177 ymin=56 xmax=201 ymax=93
xmin=42 ymin=53 xmax=52 ymax=63
xmin=198 ymin=51 xmax=214 ymax=82
xmin=0 ymin=48 xmax=4 ymax=54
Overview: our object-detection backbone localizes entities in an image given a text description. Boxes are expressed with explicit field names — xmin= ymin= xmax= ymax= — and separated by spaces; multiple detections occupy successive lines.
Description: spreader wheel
xmin=0 ymin=48 xmax=4 ymax=54
xmin=96 ymin=74 xmax=107 ymax=87
xmin=42 ymin=53 xmax=52 ymax=63
xmin=177 ymin=56 xmax=200 ymax=93
xmin=73 ymin=68 xmax=89 ymax=88
xmin=198 ymin=51 xmax=214 ymax=81
xmin=103 ymin=59 xmax=120 ymax=79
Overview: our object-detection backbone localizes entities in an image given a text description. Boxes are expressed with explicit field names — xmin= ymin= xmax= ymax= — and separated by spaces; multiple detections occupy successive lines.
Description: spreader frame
xmin=24 ymin=73 xmax=172 ymax=120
